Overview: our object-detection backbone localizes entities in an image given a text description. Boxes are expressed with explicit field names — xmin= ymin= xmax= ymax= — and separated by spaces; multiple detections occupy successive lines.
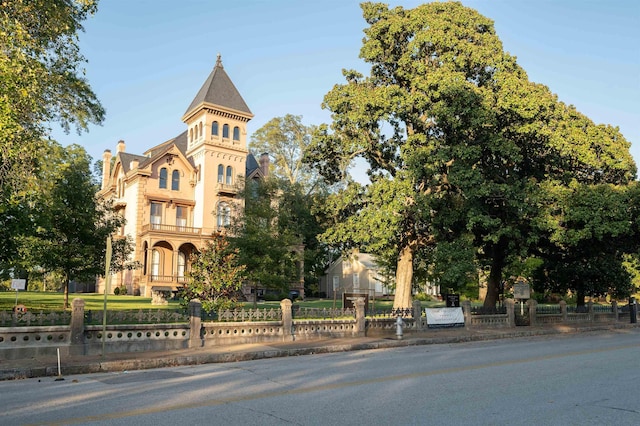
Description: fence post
xmin=505 ymin=299 xmax=515 ymax=328
xmin=527 ymin=299 xmax=537 ymax=326
xmin=412 ymin=300 xmax=422 ymax=331
xmin=612 ymin=301 xmax=618 ymax=322
xmin=462 ymin=300 xmax=472 ymax=328
xmin=189 ymin=299 xmax=202 ymax=348
xmin=588 ymin=300 xmax=594 ymax=322
xmin=281 ymin=299 xmax=293 ymax=341
xmin=355 ymin=298 xmax=366 ymax=337
xmin=560 ymin=300 xmax=567 ymax=323
xmin=69 ymin=298 xmax=85 ymax=355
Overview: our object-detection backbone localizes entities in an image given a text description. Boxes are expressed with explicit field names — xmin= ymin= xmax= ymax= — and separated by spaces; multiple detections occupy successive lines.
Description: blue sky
xmin=54 ymin=0 xmax=639 ymax=176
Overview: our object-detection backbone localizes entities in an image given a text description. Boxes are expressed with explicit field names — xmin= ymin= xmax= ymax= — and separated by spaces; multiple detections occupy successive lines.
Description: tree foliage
xmin=16 ymin=143 xmax=129 ymax=308
xmin=180 ymin=232 xmax=246 ymax=313
xmin=306 ymin=2 xmax=637 ymax=309
xmin=250 ymin=114 xmax=319 ymax=191
xmin=1 ymin=0 xmax=104 ymax=274
xmin=230 ymin=178 xmax=301 ymax=302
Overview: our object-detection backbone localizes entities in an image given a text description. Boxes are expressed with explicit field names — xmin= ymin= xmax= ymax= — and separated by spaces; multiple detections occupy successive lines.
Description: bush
xmin=414 ymin=292 xmax=433 ymax=302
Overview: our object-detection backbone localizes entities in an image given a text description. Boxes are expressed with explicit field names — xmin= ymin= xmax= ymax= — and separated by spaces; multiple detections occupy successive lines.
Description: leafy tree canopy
xmin=306 ymin=2 xmax=636 ymax=309
xmin=0 ymin=0 xmax=104 ymax=196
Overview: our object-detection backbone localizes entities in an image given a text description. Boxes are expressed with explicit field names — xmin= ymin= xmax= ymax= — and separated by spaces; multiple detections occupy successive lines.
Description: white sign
xmin=425 ymin=307 xmax=465 ymax=328
xmin=513 ymin=283 xmax=530 ymax=299
xmin=11 ymin=279 xmax=26 ymax=290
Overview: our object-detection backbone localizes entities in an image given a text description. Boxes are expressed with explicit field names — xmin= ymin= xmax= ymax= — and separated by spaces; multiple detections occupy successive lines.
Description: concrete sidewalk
xmin=1 ymin=322 xmax=637 ymax=381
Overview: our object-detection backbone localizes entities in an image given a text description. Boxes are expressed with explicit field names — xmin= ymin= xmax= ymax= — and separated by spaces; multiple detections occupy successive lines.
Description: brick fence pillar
xmin=189 ymin=299 xmax=202 ymax=348
xmin=281 ymin=299 xmax=293 ymax=341
xmin=69 ymin=298 xmax=85 ymax=355
xmin=612 ymin=301 xmax=618 ymax=322
xmin=588 ymin=300 xmax=594 ymax=322
xmin=412 ymin=300 xmax=422 ymax=330
xmin=355 ymin=298 xmax=366 ymax=337
xmin=505 ymin=298 xmax=515 ymax=328
xmin=527 ymin=299 xmax=537 ymax=326
xmin=462 ymin=300 xmax=472 ymax=328
xmin=560 ymin=300 xmax=567 ymax=323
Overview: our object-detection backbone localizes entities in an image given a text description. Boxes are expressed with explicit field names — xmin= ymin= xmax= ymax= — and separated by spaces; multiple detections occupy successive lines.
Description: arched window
xmin=198 ymin=122 xmax=203 ymax=138
xmin=233 ymin=126 xmax=240 ymax=141
xmin=222 ymin=124 xmax=229 ymax=139
xmin=211 ymin=121 xmax=219 ymax=136
xmin=159 ymin=168 xmax=167 ymax=189
xmin=171 ymin=170 xmax=180 ymax=190
xmin=217 ymin=202 xmax=231 ymax=228
xmin=217 ymin=164 xmax=224 ymax=183
xmin=177 ymin=252 xmax=186 ymax=280
xmin=226 ymin=166 xmax=233 ymax=185
xmin=189 ymin=128 xmax=193 ymax=143
xmin=151 ymin=249 xmax=161 ymax=279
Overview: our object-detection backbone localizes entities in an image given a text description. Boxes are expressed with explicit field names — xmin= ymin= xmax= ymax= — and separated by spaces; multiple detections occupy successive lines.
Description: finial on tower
xmin=216 ymin=53 xmax=223 ymax=69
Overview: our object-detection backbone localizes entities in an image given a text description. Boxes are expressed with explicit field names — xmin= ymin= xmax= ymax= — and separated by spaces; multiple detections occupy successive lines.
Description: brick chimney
xmin=116 ymin=139 xmax=126 ymax=153
xmin=101 ymin=149 xmax=112 ymax=189
xmin=259 ymin=152 xmax=269 ymax=177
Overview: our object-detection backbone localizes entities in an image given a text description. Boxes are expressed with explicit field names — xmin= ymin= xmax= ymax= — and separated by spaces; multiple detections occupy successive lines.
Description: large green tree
xmin=250 ymin=115 xmax=332 ymax=297
xmin=231 ymin=177 xmax=302 ymax=304
xmin=1 ymin=0 xmax=104 ymax=271
xmin=306 ymin=2 xmax=636 ymax=309
xmin=534 ymin=182 xmax=640 ymax=306
xmin=18 ymin=144 xmax=126 ymax=308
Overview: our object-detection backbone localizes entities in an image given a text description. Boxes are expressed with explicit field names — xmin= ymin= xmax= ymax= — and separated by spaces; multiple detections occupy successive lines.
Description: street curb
xmin=1 ymin=324 xmax=636 ymax=381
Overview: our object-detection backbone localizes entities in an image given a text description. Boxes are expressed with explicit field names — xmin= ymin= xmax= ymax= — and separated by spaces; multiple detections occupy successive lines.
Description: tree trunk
xmin=393 ymin=245 xmax=414 ymax=309
xmin=576 ymin=289 xmax=586 ymax=312
xmin=63 ymin=272 xmax=70 ymax=310
xmin=483 ymin=243 xmax=505 ymax=311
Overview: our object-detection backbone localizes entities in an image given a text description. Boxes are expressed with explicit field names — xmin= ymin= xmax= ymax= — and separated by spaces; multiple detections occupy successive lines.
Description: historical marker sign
xmin=513 ymin=282 xmax=530 ymax=300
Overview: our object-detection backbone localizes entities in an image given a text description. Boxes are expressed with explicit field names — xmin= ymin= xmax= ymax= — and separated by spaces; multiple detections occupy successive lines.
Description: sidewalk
xmin=1 ymin=322 xmax=637 ymax=381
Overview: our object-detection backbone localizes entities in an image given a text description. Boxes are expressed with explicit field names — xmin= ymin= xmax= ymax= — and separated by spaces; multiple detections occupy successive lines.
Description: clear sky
xmin=53 ymin=0 xmax=640 ymax=176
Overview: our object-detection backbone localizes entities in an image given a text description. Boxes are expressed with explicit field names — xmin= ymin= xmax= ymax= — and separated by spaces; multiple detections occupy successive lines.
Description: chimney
xmin=101 ymin=149 xmax=112 ymax=190
xmin=259 ymin=152 xmax=269 ymax=177
xmin=116 ymin=140 xmax=126 ymax=153
xmin=130 ymin=159 xmax=139 ymax=170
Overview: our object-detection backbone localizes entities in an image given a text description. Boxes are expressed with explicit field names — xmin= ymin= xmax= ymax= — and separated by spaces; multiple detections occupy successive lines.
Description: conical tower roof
xmin=183 ymin=54 xmax=252 ymax=118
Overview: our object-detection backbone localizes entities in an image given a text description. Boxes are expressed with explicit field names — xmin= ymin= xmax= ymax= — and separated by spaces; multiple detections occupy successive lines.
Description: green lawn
xmin=0 ymin=291 xmax=181 ymax=311
xmin=1 ymin=291 xmax=446 ymax=312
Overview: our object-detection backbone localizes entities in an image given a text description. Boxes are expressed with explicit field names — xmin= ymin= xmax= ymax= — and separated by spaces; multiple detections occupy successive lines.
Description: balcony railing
xmin=150 ymin=275 xmax=188 ymax=283
xmin=141 ymin=223 xmax=202 ymax=235
xmin=216 ymin=183 xmax=237 ymax=195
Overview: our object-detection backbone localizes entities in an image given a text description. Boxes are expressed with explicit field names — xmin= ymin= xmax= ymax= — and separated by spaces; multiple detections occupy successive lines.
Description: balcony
xmin=141 ymin=223 xmax=202 ymax=235
xmin=216 ymin=183 xmax=238 ymax=195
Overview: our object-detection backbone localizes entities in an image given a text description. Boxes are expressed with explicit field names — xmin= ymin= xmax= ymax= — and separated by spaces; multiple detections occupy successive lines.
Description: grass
xmin=0 ymin=291 xmax=181 ymax=311
xmin=1 ymin=291 xmax=446 ymax=312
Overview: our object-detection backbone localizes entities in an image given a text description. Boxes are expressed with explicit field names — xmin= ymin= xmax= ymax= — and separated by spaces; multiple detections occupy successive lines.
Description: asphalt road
xmin=3 ymin=329 xmax=639 ymax=425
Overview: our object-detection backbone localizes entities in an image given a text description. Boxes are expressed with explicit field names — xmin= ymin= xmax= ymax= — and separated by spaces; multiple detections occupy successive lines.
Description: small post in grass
xmin=102 ymin=236 xmax=113 ymax=359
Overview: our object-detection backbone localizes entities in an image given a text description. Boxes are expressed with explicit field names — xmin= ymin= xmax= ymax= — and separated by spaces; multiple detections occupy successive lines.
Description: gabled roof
xmin=118 ymin=152 xmax=149 ymax=174
xmin=184 ymin=54 xmax=252 ymax=118
xmin=144 ymin=130 xmax=188 ymax=159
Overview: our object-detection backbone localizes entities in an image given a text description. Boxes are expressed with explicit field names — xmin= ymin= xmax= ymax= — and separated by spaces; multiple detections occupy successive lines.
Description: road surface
xmin=2 ymin=329 xmax=639 ymax=425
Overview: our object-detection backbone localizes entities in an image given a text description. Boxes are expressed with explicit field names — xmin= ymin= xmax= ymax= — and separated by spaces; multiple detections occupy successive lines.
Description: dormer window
xmin=159 ymin=167 xmax=168 ymax=189
xmin=233 ymin=126 xmax=240 ymax=141
xmin=222 ymin=124 xmax=229 ymax=139
xmin=212 ymin=121 xmax=219 ymax=136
